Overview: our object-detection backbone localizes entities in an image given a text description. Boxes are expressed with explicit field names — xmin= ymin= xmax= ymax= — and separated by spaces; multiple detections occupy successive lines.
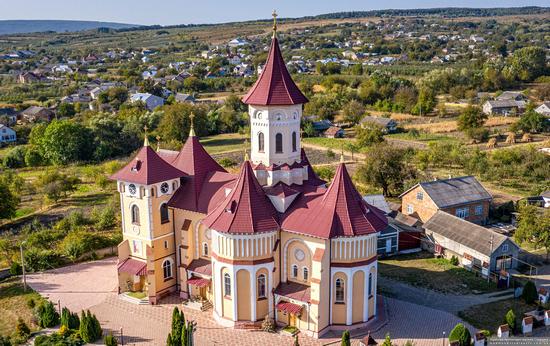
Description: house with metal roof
xmin=423 ymin=211 xmax=519 ymax=274
xmin=400 ymin=176 xmax=492 ymax=224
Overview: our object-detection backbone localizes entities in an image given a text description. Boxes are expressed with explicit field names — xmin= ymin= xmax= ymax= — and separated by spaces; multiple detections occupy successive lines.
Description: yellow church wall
xmin=236 ymin=269 xmax=251 ymax=321
xmin=331 ymin=272 xmax=347 ymax=325
xmin=221 ymin=267 xmax=234 ymax=320
xmin=352 ymin=271 xmax=365 ymax=323
xmin=255 ymin=268 xmax=269 ymax=319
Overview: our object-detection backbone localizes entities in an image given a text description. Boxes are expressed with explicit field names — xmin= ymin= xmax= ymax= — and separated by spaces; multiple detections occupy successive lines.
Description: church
xmin=111 ymin=15 xmax=387 ymax=338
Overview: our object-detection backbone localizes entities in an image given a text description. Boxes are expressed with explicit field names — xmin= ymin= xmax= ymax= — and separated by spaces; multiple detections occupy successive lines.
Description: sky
xmin=1 ymin=0 xmax=548 ymax=25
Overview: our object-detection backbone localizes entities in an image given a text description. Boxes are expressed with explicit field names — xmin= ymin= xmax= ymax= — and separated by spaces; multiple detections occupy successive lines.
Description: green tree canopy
xmin=41 ymin=120 xmax=94 ymax=165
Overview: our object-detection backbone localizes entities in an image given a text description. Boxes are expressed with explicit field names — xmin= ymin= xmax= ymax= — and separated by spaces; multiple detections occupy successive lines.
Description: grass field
xmin=458 ymin=298 xmax=535 ymax=333
xmin=403 ymin=117 xmax=517 ymax=134
xmin=386 ymin=132 xmax=462 ymax=145
xmin=201 ymin=133 xmax=248 ymax=154
xmin=302 ymin=137 xmax=354 ymax=151
xmin=379 ymin=252 xmax=498 ymax=295
xmin=0 ymin=278 xmax=44 ymax=337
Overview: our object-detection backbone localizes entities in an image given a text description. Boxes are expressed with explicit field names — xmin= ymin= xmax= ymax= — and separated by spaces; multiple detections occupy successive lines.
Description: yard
xmin=458 ymin=298 xmax=535 ymax=333
xmin=0 ymin=278 xmax=44 ymax=338
xmin=200 ymin=133 xmax=248 ymax=154
xmin=379 ymin=252 xmax=498 ymax=295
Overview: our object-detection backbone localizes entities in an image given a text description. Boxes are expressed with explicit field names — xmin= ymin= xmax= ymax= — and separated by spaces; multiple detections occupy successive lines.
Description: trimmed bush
xmin=104 ymin=333 xmax=118 ymax=346
xmin=341 ymin=330 xmax=351 ymax=346
xmin=449 ymin=323 xmax=471 ymax=346
xmin=37 ymin=301 xmax=60 ymax=328
xmin=450 ymin=255 xmax=459 ymax=266
xmin=79 ymin=310 xmax=101 ymax=343
xmin=15 ymin=318 xmax=30 ymax=337
xmin=505 ymin=309 xmax=516 ymax=333
xmin=61 ymin=307 xmax=80 ymax=330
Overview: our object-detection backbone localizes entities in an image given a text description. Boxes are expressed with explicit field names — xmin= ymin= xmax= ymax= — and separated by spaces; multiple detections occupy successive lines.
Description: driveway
xmin=28 ymin=258 xmax=474 ymax=346
xmin=27 ymin=257 xmax=118 ymax=312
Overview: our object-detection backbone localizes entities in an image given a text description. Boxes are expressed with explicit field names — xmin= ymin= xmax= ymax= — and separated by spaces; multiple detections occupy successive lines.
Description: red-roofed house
xmin=111 ymin=14 xmax=385 ymax=338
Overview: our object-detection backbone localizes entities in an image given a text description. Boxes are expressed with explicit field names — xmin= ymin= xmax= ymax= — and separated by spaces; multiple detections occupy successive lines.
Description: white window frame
xmin=257 ymin=274 xmax=266 ymax=299
xmin=162 ymin=259 xmax=173 ymax=280
xmin=407 ymin=204 xmax=414 ymax=214
xmin=335 ymin=278 xmax=345 ymax=303
xmin=475 ymin=204 xmax=483 ymax=216
xmin=303 ymin=267 xmax=308 ymax=281
xmin=456 ymin=207 xmax=470 ymax=219
xmin=291 ymin=264 xmax=298 ymax=278
xmin=416 ymin=191 xmax=424 ymax=200
xmin=224 ymin=273 xmax=231 ymax=297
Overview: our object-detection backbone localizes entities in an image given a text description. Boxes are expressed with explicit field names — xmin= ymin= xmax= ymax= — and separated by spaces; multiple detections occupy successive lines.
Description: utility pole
xmin=488 ymin=234 xmax=494 ymax=283
xmin=20 ymin=242 xmax=26 ymax=291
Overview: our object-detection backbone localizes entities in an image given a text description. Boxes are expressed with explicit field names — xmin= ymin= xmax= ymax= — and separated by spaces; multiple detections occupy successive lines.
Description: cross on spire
xmin=189 ymin=113 xmax=196 ymax=137
xmin=143 ymin=125 xmax=149 ymax=146
xmin=156 ymin=135 xmax=161 ymax=152
xmin=272 ymin=10 xmax=278 ymax=38
xmin=244 ymin=138 xmax=249 ymax=161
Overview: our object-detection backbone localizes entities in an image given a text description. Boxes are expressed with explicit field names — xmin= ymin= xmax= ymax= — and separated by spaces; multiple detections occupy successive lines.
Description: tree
xmin=294 ymin=334 xmax=300 ymax=346
xmin=522 ymin=281 xmax=538 ymax=304
xmin=36 ymin=170 xmax=81 ymax=203
xmin=381 ymin=333 xmax=394 ymax=346
xmin=355 ymin=123 xmax=385 ymax=147
xmin=505 ymin=309 xmax=516 ymax=333
xmin=15 ymin=318 xmax=30 ymax=338
xmin=515 ymin=204 xmax=550 ymax=260
xmin=0 ymin=182 xmax=18 ymax=220
xmin=170 ymin=307 xmax=182 ymax=346
xmin=57 ymin=103 xmax=76 ymax=118
xmin=356 ymin=143 xmax=416 ymax=197
xmin=458 ymin=106 xmax=487 ymax=132
xmin=448 ymin=323 xmax=471 ymax=346
xmin=504 ymin=46 xmax=547 ymax=82
xmin=341 ymin=330 xmax=350 ymax=346
xmin=37 ymin=301 xmax=60 ymax=328
xmin=157 ymin=103 xmax=208 ymax=143
xmin=41 ymin=120 xmax=94 ymax=165
xmin=342 ymin=100 xmax=365 ymax=125
xmin=80 ymin=310 xmax=101 ymax=343
xmin=3 ymin=146 xmax=27 ymax=168
xmin=60 ymin=307 xmax=80 ymax=329
xmin=511 ymin=109 xmax=549 ymax=133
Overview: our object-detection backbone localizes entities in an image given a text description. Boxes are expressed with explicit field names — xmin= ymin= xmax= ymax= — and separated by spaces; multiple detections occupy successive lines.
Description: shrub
xmin=449 ymin=323 xmax=471 ymax=346
xmin=3 ymin=146 xmax=27 ymax=169
xmin=9 ymin=261 xmax=21 ymax=275
xmin=261 ymin=315 xmax=275 ymax=332
xmin=341 ymin=330 xmax=350 ymax=346
xmin=450 ymin=256 xmax=459 ymax=266
xmin=37 ymin=301 xmax=60 ymax=328
xmin=79 ymin=310 xmax=101 ymax=343
xmin=522 ymin=281 xmax=538 ymax=304
xmin=26 ymin=297 xmax=36 ymax=309
xmin=61 ymin=307 xmax=80 ymax=330
xmin=218 ymin=158 xmax=237 ymax=168
xmin=15 ymin=318 xmax=30 ymax=337
xmin=104 ymin=333 xmax=118 ymax=346
xmin=91 ymin=205 xmax=117 ymax=231
xmin=505 ymin=309 xmax=516 ymax=332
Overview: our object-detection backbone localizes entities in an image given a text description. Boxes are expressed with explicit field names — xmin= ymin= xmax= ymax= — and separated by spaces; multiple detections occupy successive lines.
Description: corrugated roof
xmin=402 ymin=176 xmax=492 ymax=208
xmin=423 ymin=211 xmax=516 ymax=257
xmin=242 ymin=37 xmax=308 ymax=106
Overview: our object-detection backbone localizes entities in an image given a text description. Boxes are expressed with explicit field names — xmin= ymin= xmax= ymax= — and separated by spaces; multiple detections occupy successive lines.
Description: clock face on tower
xmin=160 ymin=182 xmax=169 ymax=194
xmin=128 ymin=184 xmax=136 ymax=195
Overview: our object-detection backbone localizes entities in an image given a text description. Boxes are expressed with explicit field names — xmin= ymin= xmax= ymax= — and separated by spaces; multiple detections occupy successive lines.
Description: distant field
xmin=201 ymin=133 xmax=248 ymax=154
xmin=386 ymin=132 xmax=461 ymax=145
xmin=403 ymin=117 xmax=517 ymax=133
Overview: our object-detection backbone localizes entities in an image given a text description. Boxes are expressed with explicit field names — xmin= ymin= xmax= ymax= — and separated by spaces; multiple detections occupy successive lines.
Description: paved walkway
xmin=27 ymin=258 xmax=476 ymax=346
xmin=379 ymin=277 xmax=514 ymax=313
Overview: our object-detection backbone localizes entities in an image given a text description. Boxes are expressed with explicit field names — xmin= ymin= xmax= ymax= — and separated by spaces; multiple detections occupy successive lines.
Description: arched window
xmin=150 ymin=187 xmax=155 ymax=197
xmin=162 ymin=259 xmax=173 ymax=279
xmin=368 ymin=273 xmax=373 ymax=297
xmin=131 ymin=205 xmax=140 ymax=225
xmin=303 ymin=267 xmax=309 ymax=281
xmin=275 ymin=133 xmax=283 ymax=153
xmin=292 ymin=132 xmax=297 ymax=152
xmin=292 ymin=264 xmax=298 ymax=278
xmin=224 ymin=273 xmax=231 ymax=297
xmin=335 ymin=278 xmax=345 ymax=303
xmin=203 ymin=243 xmax=209 ymax=256
xmin=257 ymin=274 xmax=266 ymax=298
xmin=160 ymin=203 xmax=169 ymax=223
xmin=258 ymin=132 xmax=265 ymax=153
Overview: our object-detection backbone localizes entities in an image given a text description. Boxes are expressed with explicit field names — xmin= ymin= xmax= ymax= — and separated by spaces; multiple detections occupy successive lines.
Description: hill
xmin=0 ymin=20 xmax=138 ymax=35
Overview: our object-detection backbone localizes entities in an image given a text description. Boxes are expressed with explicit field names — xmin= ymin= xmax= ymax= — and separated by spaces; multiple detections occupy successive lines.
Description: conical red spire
xmin=170 ymin=134 xmax=226 ymax=210
xmin=202 ymin=161 xmax=279 ymax=234
xmin=110 ymin=145 xmax=185 ymax=185
xmin=242 ymin=37 xmax=308 ymax=106
xmin=282 ymin=163 xmax=387 ymax=239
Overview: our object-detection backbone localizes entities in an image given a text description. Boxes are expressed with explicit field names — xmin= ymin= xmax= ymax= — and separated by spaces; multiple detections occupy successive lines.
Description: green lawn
xmin=302 ymin=137 xmax=354 ymax=151
xmin=0 ymin=278 xmax=44 ymax=337
xmin=385 ymin=132 xmax=462 ymax=145
xmin=379 ymin=252 xmax=498 ymax=295
xmin=201 ymin=133 xmax=248 ymax=154
xmin=458 ymin=298 xmax=535 ymax=334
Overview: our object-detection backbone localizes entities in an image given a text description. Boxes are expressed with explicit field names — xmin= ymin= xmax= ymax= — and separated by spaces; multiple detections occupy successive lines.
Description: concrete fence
xmin=0 ymin=268 xmax=11 ymax=280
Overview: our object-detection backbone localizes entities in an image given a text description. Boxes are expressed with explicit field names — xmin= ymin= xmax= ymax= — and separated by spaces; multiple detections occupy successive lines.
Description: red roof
xmin=276 ymin=301 xmax=303 ymax=315
xmin=117 ymin=258 xmax=147 ymax=276
xmin=265 ymin=182 xmax=300 ymax=198
xmin=282 ymin=163 xmax=387 ymax=239
xmin=242 ymin=37 xmax=308 ymax=106
xmin=187 ymin=258 xmax=212 ymax=276
xmin=169 ymin=135 xmax=227 ymax=211
xmin=110 ymin=145 xmax=185 ymax=185
xmin=187 ymin=277 xmax=211 ymax=288
xmin=202 ymin=161 xmax=279 ymax=234
xmin=274 ymin=282 xmax=311 ymax=303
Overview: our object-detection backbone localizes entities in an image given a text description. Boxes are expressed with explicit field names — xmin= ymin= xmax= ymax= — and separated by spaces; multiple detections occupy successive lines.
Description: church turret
xmin=242 ymin=11 xmax=308 ymax=186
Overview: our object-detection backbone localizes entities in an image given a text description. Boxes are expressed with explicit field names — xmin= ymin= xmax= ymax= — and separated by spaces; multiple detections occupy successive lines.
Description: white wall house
xmin=0 ymin=124 xmax=16 ymax=144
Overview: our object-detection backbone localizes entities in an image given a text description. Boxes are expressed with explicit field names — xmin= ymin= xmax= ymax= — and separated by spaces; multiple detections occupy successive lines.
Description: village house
xmin=111 ymin=17 xmax=385 ymax=338
xmin=535 ymin=102 xmax=550 ymax=117
xmin=18 ymin=106 xmax=55 ymax=123
xmin=423 ymin=211 xmax=519 ymax=274
xmin=360 ymin=116 xmax=398 ymax=133
xmin=129 ymin=93 xmax=164 ymax=111
xmin=0 ymin=108 xmax=17 ymax=125
xmin=0 ymin=124 xmax=17 ymax=144
xmin=483 ymin=100 xmax=520 ymax=116
xmin=323 ymin=126 xmax=344 ymax=138
xmin=175 ymin=93 xmax=196 ymax=104
xmin=400 ymin=176 xmax=492 ymax=224
xmin=18 ymin=72 xmax=47 ymax=84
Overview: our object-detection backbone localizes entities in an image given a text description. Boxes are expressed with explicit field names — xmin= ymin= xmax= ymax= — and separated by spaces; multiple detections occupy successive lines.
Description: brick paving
xmin=28 ymin=258 xmax=475 ymax=346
